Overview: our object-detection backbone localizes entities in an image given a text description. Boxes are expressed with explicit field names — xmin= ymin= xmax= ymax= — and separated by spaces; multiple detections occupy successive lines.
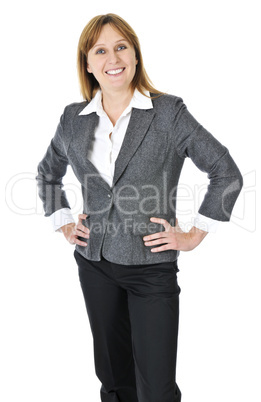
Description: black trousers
xmin=74 ymin=250 xmax=182 ymax=402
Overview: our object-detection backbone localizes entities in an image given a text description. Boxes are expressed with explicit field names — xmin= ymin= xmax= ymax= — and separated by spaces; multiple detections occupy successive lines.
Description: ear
xmin=87 ymin=63 xmax=92 ymax=73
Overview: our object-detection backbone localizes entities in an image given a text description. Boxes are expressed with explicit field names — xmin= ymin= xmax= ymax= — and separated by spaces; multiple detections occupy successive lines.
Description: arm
xmin=174 ymin=100 xmax=243 ymax=222
xmin=36 ymin=113 xmax=88 ymax=246
xmin=36 ymin=114 xmax=71 ymax=217
xmin=143 ymin=98 xmax=243 ymax=253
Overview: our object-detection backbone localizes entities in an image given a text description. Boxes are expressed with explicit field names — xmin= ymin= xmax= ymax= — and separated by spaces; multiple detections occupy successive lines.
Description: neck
xmin=101 ymin=88 xmax=134 ymax=126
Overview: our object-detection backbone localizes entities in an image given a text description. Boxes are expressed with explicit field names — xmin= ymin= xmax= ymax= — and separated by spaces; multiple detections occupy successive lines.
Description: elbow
xmin=238 ymin=170 xmax=244 ymax=192
xmin=234 ymin=165 xmax=244 ymax=196
xmin=230 ymin=166 xmax=244 ymax=199
xmin=224 ymin=154 xmax=244 ymax=197
xmin=220 ymin=167 xmax=243 ymax=221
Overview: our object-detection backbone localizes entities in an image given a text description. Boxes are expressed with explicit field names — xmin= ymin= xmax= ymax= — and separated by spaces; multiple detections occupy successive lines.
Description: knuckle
xmin=80 ymin=224 xmax=85 ymax=231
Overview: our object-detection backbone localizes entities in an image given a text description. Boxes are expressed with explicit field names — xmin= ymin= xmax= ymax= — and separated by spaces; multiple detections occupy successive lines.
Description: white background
xmin=1 ymin=0 xmax=260 ymax=401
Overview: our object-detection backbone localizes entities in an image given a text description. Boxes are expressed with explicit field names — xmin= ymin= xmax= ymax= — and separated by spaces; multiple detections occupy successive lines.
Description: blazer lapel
xmin=112 ymin=108 xmax=155 ymax=186
xmin=72 ymin=112 xmax=111 ymax=191
xmin=73 ymin=112 xmax=98 ymax=158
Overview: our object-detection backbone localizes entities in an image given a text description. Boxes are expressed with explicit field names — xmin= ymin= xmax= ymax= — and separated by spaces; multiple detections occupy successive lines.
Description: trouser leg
xmin=114 ymin=260 xmax=182 ymax=402
xmin=74 ymin=251 xmax=138 ymax=402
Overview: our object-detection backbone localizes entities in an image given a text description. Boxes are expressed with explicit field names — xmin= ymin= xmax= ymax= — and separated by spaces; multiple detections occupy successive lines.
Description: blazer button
xmin=108 ymin=194 xmax=111 ymax=198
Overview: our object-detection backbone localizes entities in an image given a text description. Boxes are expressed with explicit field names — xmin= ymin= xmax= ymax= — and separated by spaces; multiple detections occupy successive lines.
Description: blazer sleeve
xmin=36 ymin=112 xmax=71 ymax=217
xmin=173 ymin=98 xmax=243 ymax=221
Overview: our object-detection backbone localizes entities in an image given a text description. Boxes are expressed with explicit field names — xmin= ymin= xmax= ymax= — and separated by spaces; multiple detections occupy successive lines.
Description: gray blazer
xmin=36 ymin=94 xmax=243 ymax=265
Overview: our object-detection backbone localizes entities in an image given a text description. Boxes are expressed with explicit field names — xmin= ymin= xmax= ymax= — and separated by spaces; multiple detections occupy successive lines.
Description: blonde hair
xmin=77 ymin=13 xmax=163 ymax=101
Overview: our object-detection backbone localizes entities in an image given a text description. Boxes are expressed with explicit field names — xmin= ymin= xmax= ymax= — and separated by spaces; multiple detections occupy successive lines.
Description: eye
xmin=96 ymin=49 xmax=105 ymax=54
xmin=117 ymin=45 xmax=127 ymax=51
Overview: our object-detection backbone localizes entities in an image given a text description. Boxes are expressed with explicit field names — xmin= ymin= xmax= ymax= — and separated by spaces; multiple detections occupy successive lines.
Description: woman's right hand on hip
xmin=61 ymin=214 xmax=89 ymax=246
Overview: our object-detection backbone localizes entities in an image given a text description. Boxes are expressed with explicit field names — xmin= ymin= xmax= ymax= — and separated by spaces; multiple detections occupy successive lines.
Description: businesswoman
xmin=36 ymin=13 xmax=243 ymax=402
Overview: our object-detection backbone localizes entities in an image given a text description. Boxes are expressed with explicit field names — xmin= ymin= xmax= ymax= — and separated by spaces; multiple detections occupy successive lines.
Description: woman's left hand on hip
xmin=143 ymin=218 xmax=208 ymax=253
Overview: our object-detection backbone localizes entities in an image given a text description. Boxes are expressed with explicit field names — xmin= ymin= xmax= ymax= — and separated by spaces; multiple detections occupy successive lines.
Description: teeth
xmin=106 ymin=68 xmax=124 ymax=75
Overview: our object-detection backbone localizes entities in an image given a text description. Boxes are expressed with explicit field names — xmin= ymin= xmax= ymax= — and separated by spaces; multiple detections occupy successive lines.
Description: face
xmin=87 ymin=24 xmax=138 ymax=95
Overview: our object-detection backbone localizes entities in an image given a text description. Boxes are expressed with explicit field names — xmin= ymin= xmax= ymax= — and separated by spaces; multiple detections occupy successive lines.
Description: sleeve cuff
xmin=50 ymin=208 xmax=75 ymax=232
xmin=193 ymin=213 xmax=219 ymax=233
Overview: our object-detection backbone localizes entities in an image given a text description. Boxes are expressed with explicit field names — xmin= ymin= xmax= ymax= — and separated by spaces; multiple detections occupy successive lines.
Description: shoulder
xmin=56 ymin=101 xmax=90 ymax=147
xmin=151 ymin=93 xmax=184 ymax=112
xmin=62 ymin=100 xmax=89 ymax=118
xmin=151 ymin=93 xmax=187 ymax=122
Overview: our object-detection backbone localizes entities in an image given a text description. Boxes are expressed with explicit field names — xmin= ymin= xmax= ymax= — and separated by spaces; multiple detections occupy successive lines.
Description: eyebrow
xmin=92 ymin=39 xmax=128 ymax=49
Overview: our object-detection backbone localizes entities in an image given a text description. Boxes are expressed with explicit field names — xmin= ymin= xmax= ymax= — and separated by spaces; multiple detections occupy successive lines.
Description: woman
xmin=36 ymin=13 xmax=243 ymax=402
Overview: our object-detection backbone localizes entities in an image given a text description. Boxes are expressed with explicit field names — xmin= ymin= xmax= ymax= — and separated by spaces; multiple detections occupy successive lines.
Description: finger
xmin=78 ymin=213 xmax=88 ymax=221
xmin=76 ymin=223 xmax=90 ymax=234
xmin=150 ymin=217 xmax=172 ymax=231
xmin=144 ymin=237 xmax=170 ymax=247
xmin=72 ymin=235 xmax=88 ymax=247
xmin=75 ymin=228 xmax=89 ymax=238
xmin=75 ymin=240 xmax=88 ymax=247
xmin=151 ymin=243 xmax=173 ymax=253
xmin=174 ymin=218 xmax=183 ymax=232
xmin=143 ymin=231 xmax=166 ymax=242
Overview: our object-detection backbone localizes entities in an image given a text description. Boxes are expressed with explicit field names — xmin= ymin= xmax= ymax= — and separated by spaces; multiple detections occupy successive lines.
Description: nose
xmin=108 ymin=50 xmax=120 ymax=65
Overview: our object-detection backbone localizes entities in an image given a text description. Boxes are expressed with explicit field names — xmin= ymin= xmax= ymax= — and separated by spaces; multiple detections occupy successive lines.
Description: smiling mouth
xmin=106 ymin=68 xmax=125 ymax=76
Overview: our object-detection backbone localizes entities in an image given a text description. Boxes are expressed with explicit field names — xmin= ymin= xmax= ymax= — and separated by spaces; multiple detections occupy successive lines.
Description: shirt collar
xmin=78 ymin=88 xmax=153 ymax=116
